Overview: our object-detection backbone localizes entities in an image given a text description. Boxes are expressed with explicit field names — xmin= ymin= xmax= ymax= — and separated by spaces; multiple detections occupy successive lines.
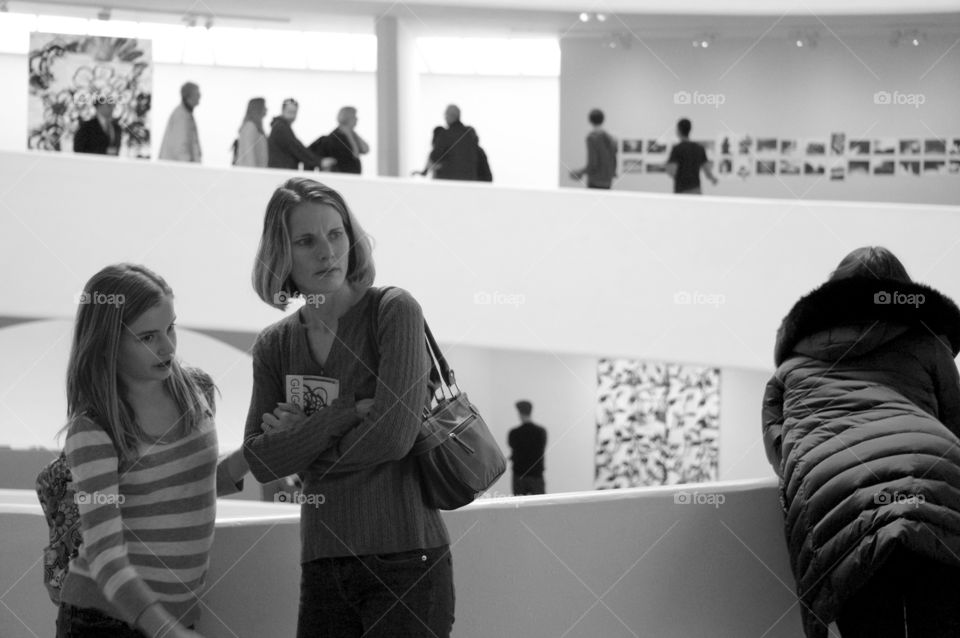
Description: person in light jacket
xmin=234 ymin=97 xmax=268 ymax=168
xmin=158 ymin=82 xmax=202 ymax=163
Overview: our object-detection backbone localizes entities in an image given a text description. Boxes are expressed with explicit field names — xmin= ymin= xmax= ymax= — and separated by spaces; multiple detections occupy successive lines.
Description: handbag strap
xmin=369 ymin=286 xmax=455 ymax=397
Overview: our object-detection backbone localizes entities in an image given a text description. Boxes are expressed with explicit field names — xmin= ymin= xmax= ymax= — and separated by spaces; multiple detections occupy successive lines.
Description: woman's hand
xmin=261 ymin=402 xmax=307 ymax=433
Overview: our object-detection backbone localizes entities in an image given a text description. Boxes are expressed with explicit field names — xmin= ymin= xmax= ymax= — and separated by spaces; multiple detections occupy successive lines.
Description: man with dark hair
xmin=267 ymin=98 xmax=324 ymax=170
xmin=665 ymin=118 xmax=717 ymax=194
xmin=507 ymin=400 xmax=547 ymax=496
xmin=570 ymin=108 xmax=618 ymax=189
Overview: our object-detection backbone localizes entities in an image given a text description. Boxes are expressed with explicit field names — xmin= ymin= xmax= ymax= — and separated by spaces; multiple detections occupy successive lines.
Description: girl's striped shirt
xmin=61 ymin=412 xmax=242 ymax=628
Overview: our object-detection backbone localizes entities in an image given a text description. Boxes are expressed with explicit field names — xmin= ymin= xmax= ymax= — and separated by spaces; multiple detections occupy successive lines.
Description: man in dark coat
xmin=507 ymin=400 xmax=547 ymax=495
xmin=267 ymin=98 xmax=323 ymax=170
xmin=309 ymin=106 xmax=369 ymax=174
xmin=763 ymin=250 xmax=960 ymax=637
xmin=428 ymin=104 xmax=481 ymax=181
xmin=73 ymin=97 xmax=122 ymax=155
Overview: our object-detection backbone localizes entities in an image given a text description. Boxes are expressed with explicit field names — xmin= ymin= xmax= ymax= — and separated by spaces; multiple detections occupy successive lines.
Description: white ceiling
xmin=6 ymin=0 xmax=960 ymax=36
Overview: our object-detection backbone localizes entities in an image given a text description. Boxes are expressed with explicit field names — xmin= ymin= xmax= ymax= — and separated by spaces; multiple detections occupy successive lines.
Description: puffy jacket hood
xmin=774 ymin=277 xmax=960 ymax=366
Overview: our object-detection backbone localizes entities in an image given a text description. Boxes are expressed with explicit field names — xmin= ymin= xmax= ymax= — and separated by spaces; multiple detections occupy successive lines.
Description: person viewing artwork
xmin=73 ymin=94 xmax=122 ymax=156
xmin=309 ymin=106 xmax=369 ymax=175
xmin=158 ymin=82 xmax=202 ymax=163
xmin=507 ymin=400 xmax=547 ymax=495
xmin=267 ymin=98 xmax=324 ymax=171
xmin=427 ymin=104 xmax=484 ymax=181
xmin=569 ymin=108 xmax=618 ymax=189
xmin=57 ymin=263 xmax=248 ymax=638
xmin=243 ymin=177 xmax=455 ymax=637
xmin=763 ymin=246 xmax=960 ymax=638
xmin=233 ymin=97 xmax=268 ymax=168
xmin=665 ymin=118 xmax=717 ymax=194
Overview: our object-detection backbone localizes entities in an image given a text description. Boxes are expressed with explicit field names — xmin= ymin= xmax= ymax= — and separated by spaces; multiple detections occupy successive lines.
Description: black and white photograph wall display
xmin=717 ymin=157 xmax=733 ymax=176
xmin=737 ymin=134 xmax=753 ymax=155
xmin=924 ymin=160 xmax=947 ymax=175
xmin=873 ymin=138 xmax=896 ymax=155
xmin=830 ymin=132 xmax=846 ymax=155
xmin=756 ymin=137 xmax=778 ymax=155
xmin=830 ymin=162 xmax=846 ymax=181
xmin=949 ymin=160 xmax=960 ymax=174
xmin=717 ymin=134 xmax=733 ymax=156
xmin=899 ymin=160 xmax=922 ymax=176
xmin=647 ymin=139 xmax=668 ymax=154
xmin=873 ymin=159 xmax=896 ymax=176
xmin=804 ymin=160 xmax=827 ymax=175
xmin=849 ymin=139 xmax=871 ymax=155
xmin=734 ymin=157 xmax=752 ymax=179
xmin=925 ymin=138 xmax=947 ymax=155
xmin=803 ymin=138 xmax=827 ymax=155
xmin=622 ymin=139 xmax=643 ymax=153
xmin=780 ymin=159 xmax=801 ymax=175
xmin=848 ymin=160 xmax=871 ymax=176
xmin=645 ymin=161 xmax=667 ymax=173
xmin=950 ymin=139 xmax=960 ymax=155
xmin=28 ymin=33 xmax=152 ymax=157
xmin=623 ymin=158 xmax=644 ymax=174
xmin=900 ymin=139 xmax=922 ymax=155
xmin=595 ymin=359 xmax=720 ymax=488
xmin=780 ymin=139 xmax=799 ymax=155
xmin=756 ymin=159 xmax=777 ymax=175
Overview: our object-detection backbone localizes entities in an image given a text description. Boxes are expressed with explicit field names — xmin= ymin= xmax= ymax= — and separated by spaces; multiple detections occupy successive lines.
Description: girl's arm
xmin=64 ymin=418 xmax=165 ymax=627
xmin=307 ymin=290 xmax=430 ymax=474
xmin=241 ymin=334 xmax=361 ymax=482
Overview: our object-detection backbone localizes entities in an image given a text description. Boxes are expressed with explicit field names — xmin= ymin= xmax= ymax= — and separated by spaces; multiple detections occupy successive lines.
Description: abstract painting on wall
xmin=595 ymin=359 xmax=720 ymax=488
xmin=28 ymin=33 xmax=152 ymax=158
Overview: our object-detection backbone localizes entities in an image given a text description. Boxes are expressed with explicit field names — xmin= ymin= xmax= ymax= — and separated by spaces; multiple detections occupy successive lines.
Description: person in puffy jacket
xmin=763 ymin=246 xmax=960 ymax=638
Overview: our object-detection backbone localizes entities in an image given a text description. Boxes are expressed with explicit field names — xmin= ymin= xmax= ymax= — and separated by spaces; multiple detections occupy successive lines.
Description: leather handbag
xmin=371 ymin=288 xmax=506 ymax=510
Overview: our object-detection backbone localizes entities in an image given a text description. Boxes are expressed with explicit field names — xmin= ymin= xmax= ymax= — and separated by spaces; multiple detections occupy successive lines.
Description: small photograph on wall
xmin=848 ymin=160 xmax=870 ymax=176
xmin=622 ymin=139 xmax=643 ymax=153
xmin=717 ymin=135 xmax=733 ymax=156
xmin=873 ymin=159 xmax=896 ymax=176
xmin=900 ymin=139 xmax=922 ymax=155
xmin=756 ymin=137 xmax=778 ymax=155
xmin=779 ymin=159 xmax=801 ymax=176
xmin=830 ymin=132 xmax=846 ymax=155
xmin=647 ymin=140 xmax=668 ymax=154
xmin=717 ymin=157 xmax=733 ymax=176
xmin=949 ymin=160 xmax=960 ymax=174
xmin=645 ymin=162 xmax=667 ymax=174
xmin=780 ymin=139 xmax=799 ymax=156
xmin=830 ymin=164 xmax=846 ymax=181
xmin=737 ymin=134 xmax=754 ymax=155
xmin=595 ymin=359 xmax=720 ymax=488
xmin=734 ymin=157 xmax=752 ymax=179
xmin=756 ymin=159 xmax=777 ymax=175
xmin=898 ymin=160 xmax=922 ymax=176
xmin=623 ymin=158 xmax=644 ymax=174
xmin=925 ymin=139 xmax=947 ymax=155
xmin=27 ymin=33 xmax=152 ymax=157
xmin=803 ymin=139 xmax=827 ymax=155
xmin=950 ymin=139 xmax=960 ymax=155
xmin=804 ymin=160 xmax=826 ymax=175
xmin=873 ymin=139 xmax=896 ymax=155
xmin=924 ymin=160 xmax=947 ymax=175
xmin=849 ymin=139 xmax=871 ymax=155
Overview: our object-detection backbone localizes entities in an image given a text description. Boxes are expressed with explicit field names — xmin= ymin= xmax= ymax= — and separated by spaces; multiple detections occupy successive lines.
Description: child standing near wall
xmin=57 ymin=263 xmax=248 ymax=638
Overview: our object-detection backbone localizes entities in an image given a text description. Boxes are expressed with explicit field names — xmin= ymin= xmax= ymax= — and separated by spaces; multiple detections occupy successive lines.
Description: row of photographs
xmin=623 ymin=158 xmax=960 ymax=180
xmin=622 ymin=136 xmax=960 ymax=157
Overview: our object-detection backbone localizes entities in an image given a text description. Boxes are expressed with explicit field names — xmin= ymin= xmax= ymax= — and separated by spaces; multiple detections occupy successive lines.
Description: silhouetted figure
xmin=507 ymin=400 xmax=547 ymax=495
